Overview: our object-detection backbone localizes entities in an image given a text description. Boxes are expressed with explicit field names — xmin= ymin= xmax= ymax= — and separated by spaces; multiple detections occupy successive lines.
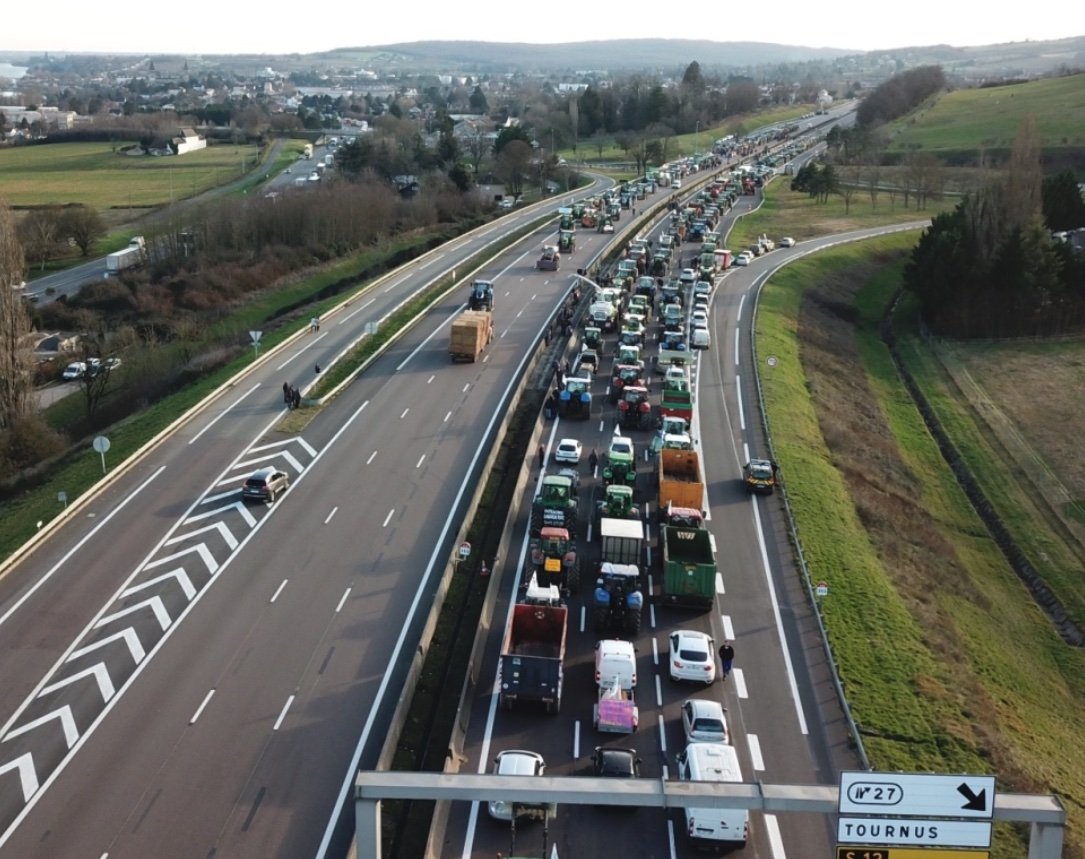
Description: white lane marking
xmin=573 ymin=721 xmax=580 ymax=760
xmin=462 ymin=383 xmax=470 ymax=393
xmin=579 ymin=605 xmax=586 ymax=633
xmin=667 ymin=819 xmax=678 ymax=859
xmin=270 ymin=580 xmax=288 ymax=603
xmin=395 ymin=304 xmax=467 ymax=371
xmin=655 ymin=675 xmax=663 ymax=708
xmin=721 ymin=615 xmax=735 ymax=641
xmin=189 ymin=689 xmax=215 ymax=724
xmin=732 ymin=667 xmax=749 ymax=699
xmin=338 ymin=297 xmax=376 ymax=325
xmin=736 ymin=293 xmax=745 ymax=322
xmin=366 ymin=451 xmax=377 ymax=465
xmin=276 ymin=331 xmax=328 ymax=370
xmin=743 ymin=441 xmax=750 ymax=463
xmin=765 ymin=813 xmax=787 ymax=859
xmin=748 ymin=733 xmax=765 ymax=771
xmin=649 ymin=602 xmax=656 ymax=629
xmin=272 ymin=694 xmax=295 ymax=731
xmin=736 ymin=373 xmax=746 ymax=431
xmin=416 ymin=455 xmax=426 ymax=469
xmin=715 ymin=573 xmax=725 ymax=594
xmin=0 ymin=465 xmax=166 ymax=629
xmin=324 ymin=507 xmax=338 ymax=525
xmin=400 ymin=408 xmax=409 ymax=420
xmin=651 ymin=637 xmax=659 ymax=666
xmin=335 ymin=589 xmax=351 ymax=613
xmin=444 ymin=411 xmax=452 ymax=423
xmin=382 ymin=510 xmax=394 ymax=528
xmin=188 ymin=383 xmax=261 ymax=445
xmin=751 ymin=497 xmax=808 ymax=732
xmin=427 ymin=375 xmax=435 ymax=384
xmin=657 ymin=714 xmax=667 ymax=753
xmin=734 ymin=328 xmax=740 ymax=367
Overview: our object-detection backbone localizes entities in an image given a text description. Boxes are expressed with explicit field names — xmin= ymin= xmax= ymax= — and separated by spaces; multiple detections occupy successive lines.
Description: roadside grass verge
xmin=757 ymin=234 xmax=1085 ymax=858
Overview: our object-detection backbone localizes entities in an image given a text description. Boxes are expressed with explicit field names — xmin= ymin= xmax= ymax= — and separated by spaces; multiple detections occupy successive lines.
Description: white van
xmin=691 ymin=328 xmax=711 ymax=350
xmin=594 ymin=639 xmax=637 ymax=689
xmin=675 ymin=743 xmax=748 ymax=848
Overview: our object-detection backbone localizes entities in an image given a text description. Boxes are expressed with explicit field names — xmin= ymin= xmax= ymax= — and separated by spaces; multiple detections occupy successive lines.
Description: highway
xmin=442 ymin=191 xmax=926 ymax=856
xmin=0 ymin=177 xmax=624 ymax=858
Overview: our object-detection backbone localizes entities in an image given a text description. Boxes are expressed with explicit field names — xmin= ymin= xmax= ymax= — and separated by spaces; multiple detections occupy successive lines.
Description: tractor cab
xmin=598 ymin=483 xmax=638 ymax=521
xmin=618 ymin=385 xmax=653 ymax=429
xmin=558 ymin=229 xmax=575 ymax=253
xmin=583 ymin=326 xmax=603 ymax=351
xmin=529 ymin=526 xmax=580 ymax=592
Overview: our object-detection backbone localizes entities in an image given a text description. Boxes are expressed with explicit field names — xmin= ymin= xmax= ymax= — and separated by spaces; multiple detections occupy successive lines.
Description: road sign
xmin=816 ymin=580 xmax=829 ymax=597
xmin=836 ymin=849 xmax=988 ymax=859
xmin=839 ymin=772 xmax=996 ymax=819
xmin=458 ymin=542 xmax=471 ymax=560
xmin=838 ymin=817 xmax=992 ymax=848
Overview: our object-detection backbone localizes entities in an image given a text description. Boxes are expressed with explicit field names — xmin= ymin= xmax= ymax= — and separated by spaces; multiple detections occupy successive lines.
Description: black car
xmin=592 ymin=746 xmax=641 ymax=779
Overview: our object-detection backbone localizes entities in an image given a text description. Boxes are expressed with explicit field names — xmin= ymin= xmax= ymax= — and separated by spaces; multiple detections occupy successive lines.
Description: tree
xmin=681 ymin=61 xmax=705 ymax=94
xmin=18 ymin=207 xmax=63 ymax=271
xmin=0 ymin=202 xmax=34 ymax=431
xmin=494 ymin=140 xmax=532 ymax=197
xmin=463 ymin=130 xmax=490 ymax=179
xmin=1042 ymin=169 xmax=1085 ymax=231
xmin=493 ymin=124 xmax=532 ymax=156
xmin=468 ymin=85 xmax=488 ymax=114
xmin=60 ymin=206 xmax=106 ymax=257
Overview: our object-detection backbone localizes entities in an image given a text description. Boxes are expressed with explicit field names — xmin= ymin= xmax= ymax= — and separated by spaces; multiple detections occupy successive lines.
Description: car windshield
xmin=694 ymin=718 xmax=725 ymax=733
xmin=611 ymin=442 xmax=632 ymax=455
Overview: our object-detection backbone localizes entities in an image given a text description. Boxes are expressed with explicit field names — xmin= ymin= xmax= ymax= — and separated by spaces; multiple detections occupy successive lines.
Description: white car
xmin=499 ymin=198 xmax=515 ymax=209
xmin=691 ymin=310 xmax=709 ymax=330
xmin=682 ymin=698 xmax=730 ymax=744
xmin=669 ymin=630 xmax=716 ymax=684
xmin=678 ymin=268 xmax=697 ymax=286
xmin=779 ymin=236 xmax=796 ymax=248
xmin=554 ymin=438 xmax=583 ymax=464
xmin=732 ymin=252 xmax=752 ymax=267
xmin=488 ymin=750 xmax=554 ymax=820
xmin=62 ymin=361 xmax=87 ymax=381
xmin=693 ymin=280 xmax=712 ymax=297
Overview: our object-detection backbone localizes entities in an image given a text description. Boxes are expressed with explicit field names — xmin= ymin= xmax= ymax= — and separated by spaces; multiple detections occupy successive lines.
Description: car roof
xmin=684 ymin=698 xmax=725 ymax=717
xmin=496 ymin=750 xmax=544 ymax=774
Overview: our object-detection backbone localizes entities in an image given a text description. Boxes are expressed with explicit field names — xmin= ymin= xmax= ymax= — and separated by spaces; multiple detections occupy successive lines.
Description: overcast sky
xmin=2 ymin=0 xmax=1079 ymax=57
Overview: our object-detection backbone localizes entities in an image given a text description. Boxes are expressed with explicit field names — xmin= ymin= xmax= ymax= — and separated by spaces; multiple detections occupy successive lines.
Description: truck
xmin=448 ymin=309 xmax=493 ymax=362
xmin=302 ymin=143 xmax=314 ymax=159
xmin=499 ymin=578 xmax=568 ymax=714
xmin=105 ymin=245 xmax=144 ymax=275
xmin=660 ymin=368 xmax=694 ymax=424
xmin=660 ymin=524 xmax=717 ymax=610
xmin=658 ymin=448 xmax=704 ymax=513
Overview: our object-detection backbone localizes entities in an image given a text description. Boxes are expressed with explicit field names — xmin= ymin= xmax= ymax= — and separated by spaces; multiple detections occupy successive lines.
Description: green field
xmin=886 ymin=73 xmax=1085 ymax=153
xmin=0 ymin=141 xmax=264 ymax=209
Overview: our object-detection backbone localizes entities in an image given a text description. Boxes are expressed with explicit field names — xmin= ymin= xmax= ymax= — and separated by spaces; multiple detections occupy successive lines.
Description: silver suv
xmin=242 ymin=467 xmax=289 ymax=503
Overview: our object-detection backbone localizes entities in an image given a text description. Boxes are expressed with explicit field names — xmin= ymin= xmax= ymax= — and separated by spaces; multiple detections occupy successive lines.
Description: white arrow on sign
xmin=839 ymin=771 xmax=996 ymax=819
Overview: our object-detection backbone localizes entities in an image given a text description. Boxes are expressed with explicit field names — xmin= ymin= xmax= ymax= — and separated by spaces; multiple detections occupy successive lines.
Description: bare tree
xmin=60 ymin=205 xmax=107 ymax=257
xmin=495 ymin=140 xmax=532 ymax=198
xmin=463 ymin=130 xmax=490 ymax=180
xmin=18 ymin=206 xmax=63 ymax=271
xmin=0 ymin=201 xmax=34 ymax=430
xmin=865 ymin=163 xmax=882 ymax=208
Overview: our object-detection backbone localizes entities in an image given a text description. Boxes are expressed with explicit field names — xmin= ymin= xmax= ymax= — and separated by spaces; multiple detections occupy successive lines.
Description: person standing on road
xmin=283 ymin=381 xmax=291 ymax=405
xmin=588 ymin=449 xmax=599 ymax=475
xmin=538 ymin=444 xmax=545 ymax=470
xmin=719 ymin=640 xmax=735 ymax=680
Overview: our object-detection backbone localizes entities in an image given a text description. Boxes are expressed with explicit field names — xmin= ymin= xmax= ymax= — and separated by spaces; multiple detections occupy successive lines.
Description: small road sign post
xmin=92 ymin=435 xmax=111 ymax=474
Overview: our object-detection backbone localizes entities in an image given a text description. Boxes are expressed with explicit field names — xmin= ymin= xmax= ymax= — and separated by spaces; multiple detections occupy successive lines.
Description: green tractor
xmin=603 ymin=435 xmax=636 ymax=488
xmin=597 ymin=484 xmax=639 ymax=523
xmin=558 ymin=229 xmax=575 ymax=254
xmin=531 ymin=471 xmax=579 ymax=535
xmin=583 ymin=326 xmax=603 ymax=352
xmin=558 ymin=207 xmax=575 ymax=231
xmin=527 ymin=526 xmax=580 ymax=593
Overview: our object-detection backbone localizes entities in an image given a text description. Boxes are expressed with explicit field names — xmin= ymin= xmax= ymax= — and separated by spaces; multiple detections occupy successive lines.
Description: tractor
xmin=597 ymin=484 xmax=639 ymax=523
xmin=583 ymin=326 xmax=603 ymax=352
xmin=603 ymin=435 xmax=636 ymax=488
xmin=527 ymin=526 xmax=580 ymax=593
xmin=558 ymin=229 xmax=575 ymax=254
xmin=558 ymin=377 xmax=592 ymax=420
xmin=531 ymin=471 xmax=579 ymax=535
xmin=592 ymin=562 xmax=644 ymax=635
xmin=608 ymin=364 xmax=644 ymax=405
xmin=558 ymin=207 xmax=575 ymax=230
xmin=618 ymin=385 xmax=653 ymax=430
xmin=467 ymin=279 xmax=494 ymax=311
